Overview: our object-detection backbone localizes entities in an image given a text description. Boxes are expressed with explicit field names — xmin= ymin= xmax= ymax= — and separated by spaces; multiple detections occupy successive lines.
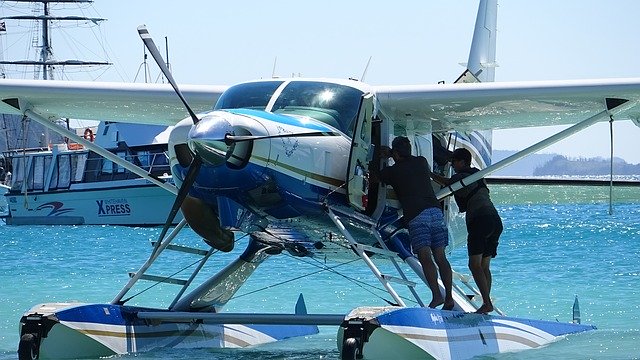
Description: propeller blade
xmin=137 ymin=25 xmax=200 ymax=125
xmin=225 ymin=131 xmax=340 ymax=144
xmin=155 ymin=156 xmax=203 ymax=245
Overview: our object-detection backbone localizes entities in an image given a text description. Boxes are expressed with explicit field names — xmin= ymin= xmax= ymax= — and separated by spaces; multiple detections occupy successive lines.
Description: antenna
xmin=164 ymin=36 xmax=170 ymax=83
xmin=133 ymin=44 xmax=151 ymax=83
xmin=360 ymin=56 xmax=372 ymax=82
xmin=271 ymin=56 xmax=277 ymax=78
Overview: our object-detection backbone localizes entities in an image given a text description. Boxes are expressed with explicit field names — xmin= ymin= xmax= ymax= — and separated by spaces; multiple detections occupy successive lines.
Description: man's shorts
xmin=407 ymin=207 xmax=449 ymax=252
xmin=466 ymin=211 xmax=502 ymax=258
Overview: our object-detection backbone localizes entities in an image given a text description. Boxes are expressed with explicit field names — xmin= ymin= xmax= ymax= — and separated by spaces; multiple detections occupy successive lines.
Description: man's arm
xmin=431 ymin=172 xmax=450 ymax=186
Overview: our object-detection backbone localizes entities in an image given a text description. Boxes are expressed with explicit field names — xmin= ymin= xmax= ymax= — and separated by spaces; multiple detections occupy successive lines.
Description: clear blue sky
xmin=1 ymin=0 xmax=639 ymax=164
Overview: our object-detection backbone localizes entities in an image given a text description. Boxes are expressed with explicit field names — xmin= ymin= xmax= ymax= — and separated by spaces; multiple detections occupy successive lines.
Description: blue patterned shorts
xmin=407 ymin=207 xmax=449 ymax=252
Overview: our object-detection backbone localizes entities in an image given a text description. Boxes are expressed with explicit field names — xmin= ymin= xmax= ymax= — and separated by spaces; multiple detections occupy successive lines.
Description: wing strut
xmin=435 ymin=99 xmax=635 ymax=200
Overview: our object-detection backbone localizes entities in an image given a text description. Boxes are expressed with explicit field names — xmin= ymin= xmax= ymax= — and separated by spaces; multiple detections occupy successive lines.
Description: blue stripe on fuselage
xmin=226 ymin=109 xmax=333 ymax=132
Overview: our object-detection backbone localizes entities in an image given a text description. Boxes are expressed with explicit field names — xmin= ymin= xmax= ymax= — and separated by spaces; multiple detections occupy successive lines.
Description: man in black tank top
xmin=379 ymin=136 xmax=454 ymax=310
xmin=432 ymin=148 xmax=503 ymax=314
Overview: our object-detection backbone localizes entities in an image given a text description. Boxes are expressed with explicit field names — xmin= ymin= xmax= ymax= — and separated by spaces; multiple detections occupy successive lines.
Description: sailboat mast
xmin=41 ymin=1 xmax=50 ymax=79
xmin=0 ymin=0 xmax=111 ymax=80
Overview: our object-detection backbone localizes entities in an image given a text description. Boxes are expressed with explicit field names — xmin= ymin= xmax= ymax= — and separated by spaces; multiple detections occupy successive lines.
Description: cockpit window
xmin=271 ymin=81 xmax=363 ymax=135
xmin=214 ymin=81 xmax=284 ymax=110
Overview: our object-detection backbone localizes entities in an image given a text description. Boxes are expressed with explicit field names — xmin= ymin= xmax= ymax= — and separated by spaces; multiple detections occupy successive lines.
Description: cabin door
xmin=346 ymin=93 xmax=382 ymax=215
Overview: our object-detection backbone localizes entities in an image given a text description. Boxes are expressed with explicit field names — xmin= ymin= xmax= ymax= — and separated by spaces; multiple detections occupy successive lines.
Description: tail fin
xmin=572 ymin=295 xmax=581 ymax=324
xmin=447 ymin=0 xmax=498 ymax=170
xmin=456 ymin=0 xmax=498 ymax=84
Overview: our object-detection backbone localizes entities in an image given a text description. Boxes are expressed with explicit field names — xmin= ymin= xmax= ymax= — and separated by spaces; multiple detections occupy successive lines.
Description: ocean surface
xmin=1 ymin=184 xmax=639 ymax=359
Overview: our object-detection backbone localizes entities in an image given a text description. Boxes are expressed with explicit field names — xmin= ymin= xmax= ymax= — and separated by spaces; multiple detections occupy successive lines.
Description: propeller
xmin=138 ymin=25 xmax=233 ymax=252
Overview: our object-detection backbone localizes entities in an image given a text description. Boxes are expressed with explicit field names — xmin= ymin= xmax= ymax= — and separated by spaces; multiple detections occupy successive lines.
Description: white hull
xmin=337 ymin=306 xmax=595 ymax=360
xmin=0 ymin=183 xmax=8 ymax=214
xmin=5 ymin=179 xmax=180 ymax=226
xmin=19 ymin=302 xmax=319 ymax=359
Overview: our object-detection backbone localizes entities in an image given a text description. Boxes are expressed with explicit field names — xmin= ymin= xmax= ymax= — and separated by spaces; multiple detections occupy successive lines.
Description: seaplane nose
xmin=188 ymin=113 xmax=234 ymax=166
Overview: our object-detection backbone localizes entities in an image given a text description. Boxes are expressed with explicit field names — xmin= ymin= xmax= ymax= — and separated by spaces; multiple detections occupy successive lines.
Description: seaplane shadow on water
xmin=5 ymin=0 xmax=640 ymax=358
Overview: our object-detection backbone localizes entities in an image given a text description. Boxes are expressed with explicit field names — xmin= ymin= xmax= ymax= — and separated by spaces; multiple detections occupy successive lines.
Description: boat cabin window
xmin=135 ymin=148 xmax=170 ymax=175
xmin=30 ymin=155 xmax=47 ymax=191
xmin=83 ymin=146 xmax=170 ymax=183
xmin=6 ymin=152 xmax=87 ymax=192
xmin=9 ymin=156 xmax=26 ymax=191
xmin=271 ymin=82 xmax=363 ymax=135
xmin=214 ymin=81 xmax=284 ymax=110
xmin=49 ymin=153 xmax=86 ymax=189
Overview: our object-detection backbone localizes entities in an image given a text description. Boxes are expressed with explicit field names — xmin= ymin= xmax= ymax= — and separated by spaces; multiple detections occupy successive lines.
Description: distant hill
xmin=534 ymin=155 xmax=640 ymax=176
xmin=491 ymin=150 xmax=640 ymax=176
xmin=491 ymin=150 xmax=556 ymax=176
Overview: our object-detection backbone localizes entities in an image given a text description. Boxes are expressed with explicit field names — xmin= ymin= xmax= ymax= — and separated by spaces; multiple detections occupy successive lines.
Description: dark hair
xmin=451 ymin=148 xmax=472 ymax=164
xmin=392 ymin=136 xmax=412 ymax=157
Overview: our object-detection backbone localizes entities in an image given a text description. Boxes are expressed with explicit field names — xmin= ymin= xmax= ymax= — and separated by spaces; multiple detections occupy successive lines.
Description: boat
xmin=2 ymin=121 xmax=181 ymax=226
xmin=0 ymin=184 xmax=8 ymax=215
xmin=0 ymin=0 xmax=180 ymax=226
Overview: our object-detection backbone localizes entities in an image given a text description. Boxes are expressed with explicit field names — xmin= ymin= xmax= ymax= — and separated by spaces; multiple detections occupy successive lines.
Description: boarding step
xmin=128 ymin=272 xmax=188 ymax=286
xmin=150 ymin=242 xmax=208 ymax=256
xmin=354 ymin=244 xmax=399 ymax=258
xmin=327 ymin=205 xmax=377 ymax=226
xmin=380 ymin=274 xmax=416 ymax=287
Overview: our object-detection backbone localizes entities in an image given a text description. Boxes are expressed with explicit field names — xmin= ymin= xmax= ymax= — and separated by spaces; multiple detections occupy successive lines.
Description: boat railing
xmin=82 ymin=152 xmax=171 ymax=183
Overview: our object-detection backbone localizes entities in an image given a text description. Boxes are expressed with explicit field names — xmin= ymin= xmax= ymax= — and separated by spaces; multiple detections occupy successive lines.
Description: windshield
xmin=214 ymin=81 xmax=284 ymax=110
xmin=214 ymin=80 xmax=364 ymax=136
xmin=272 ymin=81 xmax=363 ymax=135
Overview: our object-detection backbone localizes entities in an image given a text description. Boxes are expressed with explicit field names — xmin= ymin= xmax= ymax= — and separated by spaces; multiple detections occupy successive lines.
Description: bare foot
xmin=475 ymin=303 xmax=494 ymax=314
xmin=428 ymin=298 xmax=444 ymax=308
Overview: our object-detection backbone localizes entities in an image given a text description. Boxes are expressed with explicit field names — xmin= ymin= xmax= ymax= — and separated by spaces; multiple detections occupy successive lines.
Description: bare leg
xmin=469 ymin=254 xmax=493 ymax=314
xmin=417 ymin=248 xmax=444 ymax=308
xmin=482 ymin=256 xmax=492 ymax=294
xmin=431 ymin=246 xmax=454 ymax=310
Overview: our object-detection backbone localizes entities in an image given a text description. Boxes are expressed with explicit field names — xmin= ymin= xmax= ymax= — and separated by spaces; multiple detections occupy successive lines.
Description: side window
xmin=31 ymin=156 xmax=46 ymax=191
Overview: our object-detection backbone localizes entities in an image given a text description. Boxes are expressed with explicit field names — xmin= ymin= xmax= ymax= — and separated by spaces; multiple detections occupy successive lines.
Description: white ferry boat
xmin=0 ymin=0 xmax=180 ymax=226
xmin=2 ymin=122 xmax=180 ymax=226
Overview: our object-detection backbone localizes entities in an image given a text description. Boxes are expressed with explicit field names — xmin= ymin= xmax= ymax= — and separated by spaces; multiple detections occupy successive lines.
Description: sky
xmin=0 ymin=0 xmax=639 ymax=164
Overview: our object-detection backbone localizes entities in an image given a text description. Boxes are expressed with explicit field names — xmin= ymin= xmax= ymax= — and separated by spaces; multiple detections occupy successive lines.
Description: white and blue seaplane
xmin=3 ymin=0 xmax=640 ymax=359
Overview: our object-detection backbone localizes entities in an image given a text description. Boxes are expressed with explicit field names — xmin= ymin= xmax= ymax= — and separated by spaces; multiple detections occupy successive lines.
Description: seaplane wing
xmin=0 ymin=78 xmax=227 ymax=125
xmin=375 ymin=78 xmax=640 ymax=133
xmin=3 ymin=77 xmax=640 ymax=133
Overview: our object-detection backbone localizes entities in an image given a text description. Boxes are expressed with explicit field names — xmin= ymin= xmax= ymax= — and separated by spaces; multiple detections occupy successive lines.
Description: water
xmin=1 ymin=185 xmax=639 ymax=359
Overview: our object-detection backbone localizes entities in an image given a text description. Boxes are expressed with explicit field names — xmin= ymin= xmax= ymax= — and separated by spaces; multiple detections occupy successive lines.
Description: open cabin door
xmin=346 ymin=93 xmax=383 ymax=216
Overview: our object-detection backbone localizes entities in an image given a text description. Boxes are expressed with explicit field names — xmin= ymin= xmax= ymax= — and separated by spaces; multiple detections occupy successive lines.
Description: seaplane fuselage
xmin=168 ymin=78 xmax=380 ymax=225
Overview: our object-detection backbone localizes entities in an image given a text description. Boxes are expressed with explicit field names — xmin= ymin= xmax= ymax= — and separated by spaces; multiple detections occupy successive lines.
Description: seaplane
xmin=2 ymin=0 xmax=638 ymax=359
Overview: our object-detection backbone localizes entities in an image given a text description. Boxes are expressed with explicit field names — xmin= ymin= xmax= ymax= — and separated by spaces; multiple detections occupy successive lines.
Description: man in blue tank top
xmin=433 ymin=148 xmax=503 ymax=314
xmin=379 ymin=136 xmax=454 ymax=310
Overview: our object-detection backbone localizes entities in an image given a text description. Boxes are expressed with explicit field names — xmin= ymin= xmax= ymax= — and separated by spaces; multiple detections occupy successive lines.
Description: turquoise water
xmin=1 ymin=185 xmax=639 ymax=359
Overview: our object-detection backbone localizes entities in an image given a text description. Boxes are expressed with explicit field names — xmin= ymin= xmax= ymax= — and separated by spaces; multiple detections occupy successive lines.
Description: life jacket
xmin=452 ymin=168 xmax=488 ymax=213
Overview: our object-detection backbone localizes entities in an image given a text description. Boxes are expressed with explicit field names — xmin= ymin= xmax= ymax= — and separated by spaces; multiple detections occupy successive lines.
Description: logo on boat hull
xmin=36 ymin=201 xmax=74 ymax=216
xmin=97 ymin=198 xmax=131 ymax=217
